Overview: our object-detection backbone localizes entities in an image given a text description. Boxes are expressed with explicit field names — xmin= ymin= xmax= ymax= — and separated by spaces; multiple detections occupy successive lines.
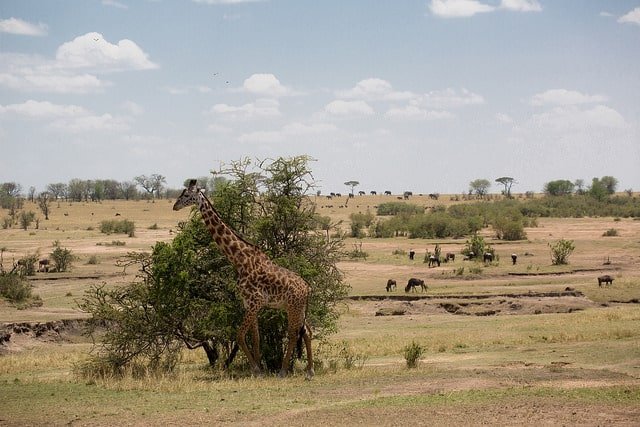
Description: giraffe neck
xmin=196 ymin=192 xmax=266 ymax=272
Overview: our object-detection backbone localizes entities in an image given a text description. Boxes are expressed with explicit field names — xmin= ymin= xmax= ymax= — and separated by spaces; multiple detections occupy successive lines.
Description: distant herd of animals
xmin=384 ymin=251 xmax=616 ymax=293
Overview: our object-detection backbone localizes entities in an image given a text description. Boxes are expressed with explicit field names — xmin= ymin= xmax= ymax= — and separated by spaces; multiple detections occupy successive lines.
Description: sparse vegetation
xmin=100 ymin=219 xmax=136 ymax=237
xmin=403 ymin=340 xmax=424 ymax=368
xmin=549 ymin=239 xmax=575 ymax=265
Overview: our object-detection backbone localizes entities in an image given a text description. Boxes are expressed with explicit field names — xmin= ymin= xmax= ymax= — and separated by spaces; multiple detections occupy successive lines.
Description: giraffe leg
xmin=237 ymin=314 xmax=262 ymax=376
xmin=303 ymin=322 xmax=314 ymax=380
xmin=250 ymin=319 xmax=261 ymax=368
xmin=279 ymin=322 xmax=300 ymax=378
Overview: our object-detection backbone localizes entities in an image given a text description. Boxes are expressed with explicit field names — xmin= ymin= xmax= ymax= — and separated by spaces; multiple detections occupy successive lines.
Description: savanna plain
xmin=1 ymin=194 xmax=639 ymax=426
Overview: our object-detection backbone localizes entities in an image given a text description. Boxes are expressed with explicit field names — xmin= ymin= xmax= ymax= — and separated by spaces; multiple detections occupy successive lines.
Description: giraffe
xmin=173 ymin=179 xmax=314 ymax=379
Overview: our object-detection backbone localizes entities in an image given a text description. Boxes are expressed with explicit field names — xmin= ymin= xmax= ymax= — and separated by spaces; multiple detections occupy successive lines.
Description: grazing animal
xmin=445 ymin=252 xmax=455 ymax=262
xmin=483 ymin=252 xmax=493 ymax=263
xmin=428 ymin=193 xmax=439 ymax=200
xmin=511 ymin=253 xmax=517 ymax=265
xmin=386 ymin=279 xmax=397 ymax=292
xmin=384 ymin=191 xmax=392 ymax=195
xmin=405 ymin=278 xmax=427 ymax=293
xmin=173 ymin=180 xmax=314 ymax=380
xmin=370 ymin=191 xmax=377 ymax=195
xmin=38 ymin=259 xmax=50 ymax=273
xmin=597 ymin=275 xmax=614 ymax=287
xmin=428 ymin=255 xmax=440 ymax=267
xmin=409 ymin=250 xmax=415 ymax=260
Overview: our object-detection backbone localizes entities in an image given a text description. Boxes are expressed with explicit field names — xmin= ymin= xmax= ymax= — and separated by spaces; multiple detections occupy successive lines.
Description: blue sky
xmin=1 ymin=0 xmax=639 ymax=195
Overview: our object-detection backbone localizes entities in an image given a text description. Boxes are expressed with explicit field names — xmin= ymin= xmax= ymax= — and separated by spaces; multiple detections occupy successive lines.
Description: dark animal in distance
xmin=427 ymin=255 xmax=440 ymax=267
xmin=445 ymin=252 xmax=455 ymax=262
xmin=405 ymin=278 xmax=427 ymax=293
xmin=428 ymin=193 xmax=439 ymax=200
xmin=511 ymin=253 xmax=517 ymax=265
xmin=483 ymin=252 xmax=493 ymax=263
xmin=38 ymin=259 xmax=50 ymax=273
xmin=384 ymin=190 xmax=392 ymax=195
xmin=386 ymin=279 xmax=397 ymax=292
xmin=409 ymin=250 xmax=415 ymax=260
xmin=597 ymin=275 xmax=614 ymax=287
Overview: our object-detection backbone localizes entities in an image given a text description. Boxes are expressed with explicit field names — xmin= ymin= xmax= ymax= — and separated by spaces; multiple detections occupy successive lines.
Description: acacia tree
xmin=495 ymin=177 xmax=516 ymax=198
xmin=80 ymin=156 xmax=348 ymax=376
xmin=344 ymin=180 xmax=359 ymax=196
xmin=469 ymin=179 xmax=491 ymax=199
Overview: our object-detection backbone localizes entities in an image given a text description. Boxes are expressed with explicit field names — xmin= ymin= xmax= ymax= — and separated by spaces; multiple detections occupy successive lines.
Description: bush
xmin=549 ymin=239 xmax=575 ymax=265
xmin=603 ymin=228 xmax=618 ymax=237
xmin=100 ymin=219 xmax=135 ymax=237
xmin=50 ymin=241 xmax=75 ymax=272
xmin=0 ymin=272 xmax=33 ymax=302
xmin=403 ymin=341 xmax=424 ymax=368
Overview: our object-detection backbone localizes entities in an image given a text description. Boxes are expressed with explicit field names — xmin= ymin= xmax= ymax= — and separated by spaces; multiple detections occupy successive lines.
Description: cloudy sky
xmin=1 ymin=0 xmax=639 ymax=195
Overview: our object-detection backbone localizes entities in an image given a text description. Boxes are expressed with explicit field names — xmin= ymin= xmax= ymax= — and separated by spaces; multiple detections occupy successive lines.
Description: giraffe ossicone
xmin=173 ymin=179 xmax=314 ymax=380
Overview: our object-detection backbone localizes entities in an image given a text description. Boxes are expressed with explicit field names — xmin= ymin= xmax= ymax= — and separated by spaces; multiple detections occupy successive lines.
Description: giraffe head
xmin=173 ymin=179 xmax=201 ymax=211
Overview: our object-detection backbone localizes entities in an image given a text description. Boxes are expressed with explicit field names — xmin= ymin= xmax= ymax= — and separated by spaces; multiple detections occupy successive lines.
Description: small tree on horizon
xmin=344 ymin=180 xmax=360 ymax=196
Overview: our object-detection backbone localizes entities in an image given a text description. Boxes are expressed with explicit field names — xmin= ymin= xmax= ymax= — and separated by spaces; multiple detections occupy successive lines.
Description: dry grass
xmin=1 ymin=196 xmax=640 ymax=425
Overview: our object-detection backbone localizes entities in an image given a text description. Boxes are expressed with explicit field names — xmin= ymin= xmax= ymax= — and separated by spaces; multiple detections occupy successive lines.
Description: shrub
xmin=50 ymin=241 xmax=75 ymax=272
xmin=549 ymin=239 xmax=575 ymax=265
xmin=403 ymin=341 xmax=424 ymax=368
xmin=603 ymin=228 xmax=618 ymax=237
xmin=100 ymin=219 xmax=135 ymax=237
xmin=0 ymin=272 xmax=33 ymax=302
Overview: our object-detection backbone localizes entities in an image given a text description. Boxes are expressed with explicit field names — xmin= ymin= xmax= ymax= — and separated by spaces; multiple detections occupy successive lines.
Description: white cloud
xmin=208 ymin=98 xmax=281 ymax=119
xmin=49 ymin=113 xmax=131 ymax=133
xmin=102 ymin=0 xmax=129 ymax=9
xmin=165 ymin=85 xmax=211 ymax=95
xmin=0 ymin=17 xmax=48 ymax=36
xmin=385 ymin=104 xmax=454 ymax=121
xmin=338 ymin=78 xmax=415 ymax=101
xmin=56 ymin=32 xmax=158 ymax=71
xmin=324 ymin=100 xmax=374 ymax=116
xmin=242 ymin=73 xmax=292 ymax=97
xmin=0 ymin=100 xmax=87 ymax=118
xmin=429 ymin=0 xmax=494 ymax=18
xmin=0 ymin=32 xmax=156 ymax=94
xmin=530 ymin=89 xmax=607 ymax=106
xmin=121 ymin=101 xmax=144 ymax=115
xmin=495 ymin=112 xmax=514 ymax=124
xmin=238 ymin=121 xmax=337 ymax=143
xmin=618 ymin=7 xmax=640 ymax=25
xmin=500 ymin=0 xmax=541 ymax=12
xmin=531 ymin=105 xmax=626 ymax=132
xmin=0 ymin=99 xmax=131 ymax=133
xmin=193 ymin=0 xmax=264 ymax=4
xmin=421 ymin=88 xmax=485 ymax=108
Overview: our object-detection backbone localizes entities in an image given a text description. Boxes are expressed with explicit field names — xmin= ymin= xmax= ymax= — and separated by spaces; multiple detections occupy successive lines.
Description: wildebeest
xmin=427 ymin=255 xmax=440 ymax=267
xmin=409 ymin=250 xmax=415 ymax=260
xmin=405 ymin=278 xmax=427 ymax=293
xmin=445 ymin=252 xmax=455 ymax=262
xmin=386 ymin=279 xmax=397 ymax=292
xmin=38 ymin=259 xmax=50 ymax=273
xmin=511 ymin=253 xmax=517 ymax=265
xmin=597 ymin=275 xmax=614 ymax=287
xmin=483 ymin=252 xmax=494 ymax=263
xmin=428 ymin=193 xmax=439 ymax=200
xmin=384 ymin=190 xmax=392 ymax=195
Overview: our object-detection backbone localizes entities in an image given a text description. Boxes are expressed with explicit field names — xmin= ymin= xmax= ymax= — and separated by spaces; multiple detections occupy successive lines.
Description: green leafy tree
xmin=544 ymin=180 xmax=574 ymax=196
xmin=549 ymin=239 xmax=575 ymax=265
xmin=80 ymin=156 xmax=349 ymax=376
xmin=344 ymin=180 xmax=359 ymax=196
xmin=469 ymin=179 xmax=491 ymax=199
xmin=495 ymin=177 xmax=516 ymax=198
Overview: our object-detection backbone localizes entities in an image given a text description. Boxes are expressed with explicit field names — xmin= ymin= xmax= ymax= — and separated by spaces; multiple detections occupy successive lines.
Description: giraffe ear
xmin=188 ymin=179 xmax=197 ymax=189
